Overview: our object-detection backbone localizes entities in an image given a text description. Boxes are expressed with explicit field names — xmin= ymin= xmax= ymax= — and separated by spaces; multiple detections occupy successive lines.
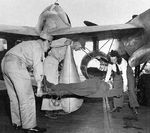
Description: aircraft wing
xmin=0 ymin=24 xmax=39 ymax=37
xmin=50 ymin=23 xmax=144 ymax=41
xmin=0 ymin=23 xmax=143 ymax=42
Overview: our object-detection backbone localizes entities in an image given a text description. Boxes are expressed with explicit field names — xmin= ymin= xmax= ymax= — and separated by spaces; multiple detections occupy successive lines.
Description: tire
xmin=80 ymin=50 xmax=108 ymax=79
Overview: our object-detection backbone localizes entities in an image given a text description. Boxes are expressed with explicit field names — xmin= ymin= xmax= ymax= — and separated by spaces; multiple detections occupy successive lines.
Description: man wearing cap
xmin=1 ymin=32 xmax=52 ymax=133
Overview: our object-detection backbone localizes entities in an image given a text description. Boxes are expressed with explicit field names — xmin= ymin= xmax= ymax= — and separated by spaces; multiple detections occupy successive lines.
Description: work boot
xmin=23 ymin=126 xmax=47 ymax=133
xmin=131 ymin=107 xmax=139 ymax=115
xmin=110 ymin=107 xmax=122 ymax=112
xmin=12 ymin=123 xmax=22 ymax=130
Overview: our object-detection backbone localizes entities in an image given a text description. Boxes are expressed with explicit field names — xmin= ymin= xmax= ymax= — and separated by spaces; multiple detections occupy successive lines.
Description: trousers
xmin=1 ymin=54 xmax=36 ymax=129
xmin=112 ymin=66 xmax=139 ymax=108
xmin=41 ymin=55 xmax=62 ymax=111
xmin=127 ymin=65 xmax=139 ymax=107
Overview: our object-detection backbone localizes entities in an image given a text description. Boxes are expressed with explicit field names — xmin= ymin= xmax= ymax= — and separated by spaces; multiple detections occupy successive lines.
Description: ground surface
xmin=0 ymin=81 xmax=150 ymax=133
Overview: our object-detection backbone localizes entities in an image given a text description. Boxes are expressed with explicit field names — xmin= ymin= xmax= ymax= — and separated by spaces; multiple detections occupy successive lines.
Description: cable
xmin=108 ymin=39 xmax=114 ymax=53
xmin=99 ymin=40 xmax=110 ymax=51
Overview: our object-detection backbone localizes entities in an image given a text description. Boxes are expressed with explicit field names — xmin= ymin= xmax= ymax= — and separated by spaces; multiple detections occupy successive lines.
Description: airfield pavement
xmin=0 ymin=80 xmax=150 ymax=133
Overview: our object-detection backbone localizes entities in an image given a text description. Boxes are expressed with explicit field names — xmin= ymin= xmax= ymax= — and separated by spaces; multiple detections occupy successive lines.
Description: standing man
xmin=1 ymin=32 xmax=53 ymax=133
xmin=105 ymin=50 xmax=139 ymax=113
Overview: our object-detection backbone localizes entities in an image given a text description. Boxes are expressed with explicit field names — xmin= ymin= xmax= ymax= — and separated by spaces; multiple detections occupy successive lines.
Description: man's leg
xmin=42 ymin=56 xmax=63 ymax=116
xmin=127 ymin=66 xmax=139 ymax=108
xmin=113 ymin=96 xmax=124 ymax=110
xmin=111 ymin=77 xmax=124 ymax=112
xmin=8 ymin=73 xmax=36 ymax=129
xmin=3 ymin=74 xmax=21 ymax=127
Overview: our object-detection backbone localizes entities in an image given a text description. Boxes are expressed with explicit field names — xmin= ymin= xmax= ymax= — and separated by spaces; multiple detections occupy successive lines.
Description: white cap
xmin=40 ymin=32 xmax=53 ymax=41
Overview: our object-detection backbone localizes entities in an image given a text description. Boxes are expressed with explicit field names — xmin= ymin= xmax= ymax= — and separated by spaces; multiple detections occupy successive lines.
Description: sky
xmin=0 ymin=0 xmax=150 ymax=74
xmin=0 ymin=0 xmax=149 ymax=26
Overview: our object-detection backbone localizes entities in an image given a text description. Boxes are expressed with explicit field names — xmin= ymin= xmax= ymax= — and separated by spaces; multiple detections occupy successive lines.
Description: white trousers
xmin=41 ymin=55 xmax=63 ymax=111
xmin=1 ymin=55 xmax=36 ymax=129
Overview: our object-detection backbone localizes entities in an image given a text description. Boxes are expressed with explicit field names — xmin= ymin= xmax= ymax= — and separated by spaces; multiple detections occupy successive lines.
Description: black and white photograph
xmin=0 ymin=0 xmax=150 ymax=132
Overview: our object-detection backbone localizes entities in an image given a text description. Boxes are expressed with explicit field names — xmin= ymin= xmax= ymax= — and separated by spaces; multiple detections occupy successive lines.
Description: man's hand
xmin=71 ymin=41 xmax=82 ymax=51
xmin=107 ymin=80 xmax=113 ymax=90
xmin=36 ymin=87 xmax=44 ymax=97
xmin=36 ymin=81 xmax=44 ymax=97
xmin=65 ymin=38 xmax=85 ymax=51
xmin=64 ymin=39 xmax=72 ymax=46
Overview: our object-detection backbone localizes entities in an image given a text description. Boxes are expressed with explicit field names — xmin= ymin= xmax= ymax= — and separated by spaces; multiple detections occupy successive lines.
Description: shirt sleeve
xmin=121 ymin=59 xmax=128 ymax=91
xmin=32 ymin=44 xmax=44 ymax=83
xmin=105 ymin=64 xmax=112 ymax=82
xmin=50 ymin=38 xmax=68 ymax=48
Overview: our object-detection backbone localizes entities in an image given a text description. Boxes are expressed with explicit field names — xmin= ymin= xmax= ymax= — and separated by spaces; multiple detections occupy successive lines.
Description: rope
xmin=81 ymin=48 xmax=93 ymax=58
xmin=108 ymin=39 xmax=114 ymax=53
xmin=99 ymin=40 xmax=110 ymax=51
xmin=84 ymin=47 xmax=91 ymax=52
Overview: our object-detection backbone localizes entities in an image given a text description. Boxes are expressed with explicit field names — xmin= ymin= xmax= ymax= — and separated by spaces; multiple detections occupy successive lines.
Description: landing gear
xmin=80 ymin=50 xmax=108 ymax=79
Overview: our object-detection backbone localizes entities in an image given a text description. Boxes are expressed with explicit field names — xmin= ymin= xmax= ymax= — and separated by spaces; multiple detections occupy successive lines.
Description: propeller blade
xmin=83 ymin=21 xmax=98 ymax=26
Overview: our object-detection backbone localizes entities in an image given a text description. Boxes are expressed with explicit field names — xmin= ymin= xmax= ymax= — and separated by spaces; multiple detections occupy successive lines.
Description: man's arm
xmin=50 ymin=38 xmax=71 ymax=48
xmin=32 ymin=43 xmax=44 ymax=96
xmin=105 ymin=64 xmax=112 ymax=82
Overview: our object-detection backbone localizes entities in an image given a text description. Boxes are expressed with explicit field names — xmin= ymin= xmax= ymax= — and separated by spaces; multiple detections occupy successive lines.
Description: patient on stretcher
xmin=42 ymin=67 xmax=121 ymax=99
